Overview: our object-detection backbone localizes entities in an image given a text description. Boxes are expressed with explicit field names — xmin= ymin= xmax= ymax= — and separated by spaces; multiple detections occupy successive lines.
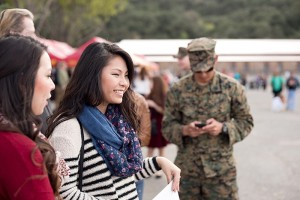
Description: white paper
xmin=152 ymin=181 xmax=180 ymax=200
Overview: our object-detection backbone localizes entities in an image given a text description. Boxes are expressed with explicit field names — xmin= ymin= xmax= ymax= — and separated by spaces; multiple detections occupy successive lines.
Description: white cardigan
xmin=50 ymin=118 xmax=160 ymax=200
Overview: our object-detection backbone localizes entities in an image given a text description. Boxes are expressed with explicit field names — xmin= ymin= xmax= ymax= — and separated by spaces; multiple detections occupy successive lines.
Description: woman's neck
xmin=97 ymin=103 xmax=107 ymax=114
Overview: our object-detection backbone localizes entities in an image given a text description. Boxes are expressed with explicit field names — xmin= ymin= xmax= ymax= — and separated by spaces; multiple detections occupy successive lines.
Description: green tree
xmin=1 ymin=0 xmax=300 ymax=43
xmin=1 ymin=0 xmax=128 ymax=46
xmin=101 ymin=0 xmax=300 ymax=41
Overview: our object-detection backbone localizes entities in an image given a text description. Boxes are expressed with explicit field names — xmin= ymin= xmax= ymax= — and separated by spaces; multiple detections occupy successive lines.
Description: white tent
xmin=117 ymin=39 xmax=300 ymax=63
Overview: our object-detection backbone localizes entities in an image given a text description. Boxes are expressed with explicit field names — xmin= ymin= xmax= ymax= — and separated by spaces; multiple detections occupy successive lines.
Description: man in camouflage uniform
xmin=163 ymin=37 xmax=253 ymax=200
xmin=173 ymin=47 xmax=191 ymax=79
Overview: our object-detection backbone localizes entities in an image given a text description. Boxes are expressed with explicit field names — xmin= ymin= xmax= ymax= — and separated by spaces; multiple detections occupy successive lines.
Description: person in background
xmin=55 ymin=61 xmax=70 ymax=107
xmin=0 ymin=8 xmax=35 ymax=37
xmin=271 ymin=70 xmax=285 ymax=101
xmin=133 ymin=66 xmax=152 ymax=97
xmin=286 ymin=71 xmax=299 ymax=111
xmin=173 ymin=47 xmax=191 ymax=79
xmin=240 ymin=72 xmax=248 ymax=87
xmin=147 ymin=76 xmax=169 ymax=178
xmin=161 ymin=69 xmax=176 ymax=87
xmin=233 ymin=71 xmax=241 ymax=83
xmin=163 ymin=37 xmax=253 ymax=200
xmin=134 ymin=92 xmax=151 ymax=147
xmin=0 ymin=35 xmax=59 ymax=199
xmin=46 ymin=42 xmax=180 ymax=199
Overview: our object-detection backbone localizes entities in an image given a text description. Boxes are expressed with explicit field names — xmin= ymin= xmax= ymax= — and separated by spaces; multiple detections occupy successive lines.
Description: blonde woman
xmin=0 ymin=8 xmax=35 ymax=37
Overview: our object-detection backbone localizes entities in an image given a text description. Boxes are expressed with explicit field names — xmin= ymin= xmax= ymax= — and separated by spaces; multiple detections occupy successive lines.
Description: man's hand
xmin=202 ymin=118 xmax=223 ymax=136
xmin=182 ymin=121 xmax=207 ymax=137
xmin=182 ymin=119 xmax=224 ymax=137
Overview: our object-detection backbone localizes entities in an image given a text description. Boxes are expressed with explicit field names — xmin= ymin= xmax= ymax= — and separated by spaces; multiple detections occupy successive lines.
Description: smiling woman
xmin=97 ymin=55 xmax=130 ymax=113
xmin=46 ymin=42 xmax=181 ymax=200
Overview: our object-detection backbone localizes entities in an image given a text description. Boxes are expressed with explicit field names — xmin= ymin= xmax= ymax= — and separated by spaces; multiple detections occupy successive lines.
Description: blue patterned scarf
xmin=78 ymin=104 xmax=143 ymax=177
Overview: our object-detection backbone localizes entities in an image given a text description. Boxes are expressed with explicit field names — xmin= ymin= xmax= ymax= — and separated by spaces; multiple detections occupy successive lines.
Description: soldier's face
xmin=194 ymin=67 xmax=215 ymax=85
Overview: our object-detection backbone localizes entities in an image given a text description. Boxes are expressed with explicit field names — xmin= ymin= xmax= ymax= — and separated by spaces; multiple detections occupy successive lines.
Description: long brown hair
xmin=0 ymin=35 xmax=60 ymax=197
xmin=147 ymin=76 xmax=168 ymax=107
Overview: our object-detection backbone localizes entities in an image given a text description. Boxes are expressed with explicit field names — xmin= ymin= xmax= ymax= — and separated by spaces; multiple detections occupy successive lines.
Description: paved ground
xmin=141 ymin=89 xmax=300 ymax=200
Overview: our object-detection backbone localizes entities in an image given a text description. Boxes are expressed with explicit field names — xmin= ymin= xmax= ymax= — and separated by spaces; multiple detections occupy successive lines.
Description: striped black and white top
xmin=50 ymin=118 xmax=160 ymax=200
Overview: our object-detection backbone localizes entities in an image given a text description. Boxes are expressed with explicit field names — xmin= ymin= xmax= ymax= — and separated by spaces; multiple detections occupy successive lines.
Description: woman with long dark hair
xmin=47 ymin=42 xmax=180 ymax=199
xmin=0 ymin=35 xmax=60 ymax=199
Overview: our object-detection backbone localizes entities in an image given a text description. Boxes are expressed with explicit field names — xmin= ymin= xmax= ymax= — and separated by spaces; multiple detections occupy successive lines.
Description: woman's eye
xmin=112 ymin=73 xmax=119 ymax=77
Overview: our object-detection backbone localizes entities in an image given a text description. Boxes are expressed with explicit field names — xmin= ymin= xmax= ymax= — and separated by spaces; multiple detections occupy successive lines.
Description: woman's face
xmin=32 ymin=52 xmax=55 ymax=115
xmin=99 ymin=56 xmax=129 ymax=112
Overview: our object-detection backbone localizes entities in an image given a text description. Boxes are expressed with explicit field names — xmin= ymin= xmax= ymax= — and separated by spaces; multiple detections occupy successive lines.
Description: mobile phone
xmin=195 ymin=122 xmax=207 ymax=128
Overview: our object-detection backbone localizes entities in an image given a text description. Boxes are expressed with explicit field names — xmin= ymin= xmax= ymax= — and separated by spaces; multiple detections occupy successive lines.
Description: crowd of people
xmin=220 ymin=69 xmax=299 ymax=112
xmin=0 ymin=8 xmax=180 ymax=200
xmin=2 ymin=6 xmax=299 ymax=200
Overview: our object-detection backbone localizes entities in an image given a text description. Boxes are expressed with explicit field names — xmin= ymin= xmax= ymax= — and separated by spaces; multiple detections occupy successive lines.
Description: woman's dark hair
xmin=147 ymin=76 xmax=168 ymax=107
xmin=0 ymin=34 xmax=60 ymax=197
xmin=46 ymin=42 xmax=138 ymax=136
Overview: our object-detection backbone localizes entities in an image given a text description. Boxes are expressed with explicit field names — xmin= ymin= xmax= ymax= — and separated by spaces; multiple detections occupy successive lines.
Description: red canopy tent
xmin=37 ymin=37 xmax=76 ymax=66
xmin=63 ymin=36 xmax=155 ymax=68
xmin=64 ymin=37 xmax=109 ymax=67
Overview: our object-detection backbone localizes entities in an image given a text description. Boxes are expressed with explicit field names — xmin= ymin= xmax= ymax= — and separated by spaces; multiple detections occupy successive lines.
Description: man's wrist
xmin=221 ymin=123 xmax=228 ymax=135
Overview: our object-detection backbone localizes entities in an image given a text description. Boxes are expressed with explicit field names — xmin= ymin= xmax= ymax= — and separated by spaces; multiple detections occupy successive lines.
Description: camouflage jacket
xmin=162 ymin=71 xmax=253 ymax=177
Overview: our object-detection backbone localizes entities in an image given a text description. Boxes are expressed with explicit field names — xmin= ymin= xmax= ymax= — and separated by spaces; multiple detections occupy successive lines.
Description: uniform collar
xmin=187 ymin=71 xmax=222 ymax=93
xmin=209 ymin=71 xmax=222 ymax=92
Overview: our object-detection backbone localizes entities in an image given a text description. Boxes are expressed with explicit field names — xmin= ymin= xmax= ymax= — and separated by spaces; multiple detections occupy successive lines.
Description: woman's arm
xmin=147 ymin=99 xmax=164 ymax=114
xmin=134 ymin=157 xmax=181 ymax=192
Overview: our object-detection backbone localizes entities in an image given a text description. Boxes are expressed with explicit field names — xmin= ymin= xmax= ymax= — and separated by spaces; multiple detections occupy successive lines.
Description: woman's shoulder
xmin=0 ymin=131 xmax=43 ymax=167
xmin=52 ymin=118 xmax=80 ymax=135
xmin=49 ymin=118 xmax=83 ymax=156
xmin=0 ymin=131 xmax=37 ymax=150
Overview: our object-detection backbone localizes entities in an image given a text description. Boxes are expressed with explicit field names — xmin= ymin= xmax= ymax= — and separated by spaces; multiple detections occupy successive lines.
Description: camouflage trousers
xmin=179 ymin=167 xmax=239 ymax=200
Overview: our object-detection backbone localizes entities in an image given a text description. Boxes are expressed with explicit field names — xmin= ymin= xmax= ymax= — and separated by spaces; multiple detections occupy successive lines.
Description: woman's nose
xmin=50 ymin=79 xmax=55 ymax=91
xmin=120 ymin=76 xmax=129 ymax=85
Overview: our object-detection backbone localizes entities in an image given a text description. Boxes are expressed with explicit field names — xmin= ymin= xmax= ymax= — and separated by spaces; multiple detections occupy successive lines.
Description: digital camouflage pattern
xmin=187 ymin=37 xmax=217 ymax=72
xmin=188 ymin=50 xmax=216 ymax=72
xmin=162 ymin=71 xmax=253 ymax=200
xmin=179 ymin=167 xmax=239 ymax=199
xmin=187 ymin=37 xmax=216 ymax=52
